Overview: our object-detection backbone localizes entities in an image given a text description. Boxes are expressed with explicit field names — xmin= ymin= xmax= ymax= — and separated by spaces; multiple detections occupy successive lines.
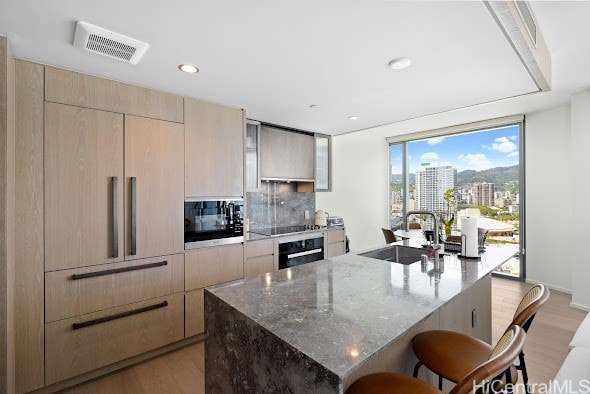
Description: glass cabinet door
xmin=315 ymin=133 xmax=331 ymax=192
xmin=246 ymin=121 xmax=261 ymax=192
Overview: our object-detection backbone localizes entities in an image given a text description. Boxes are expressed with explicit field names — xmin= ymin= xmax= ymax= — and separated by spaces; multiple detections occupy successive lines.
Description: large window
xmin=389 ymin=121 xmax=524 ymax=278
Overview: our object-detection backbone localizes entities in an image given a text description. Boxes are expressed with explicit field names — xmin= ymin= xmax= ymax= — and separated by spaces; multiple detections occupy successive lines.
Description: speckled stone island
xmin=205 ymin=238 xmax=518 ymax=393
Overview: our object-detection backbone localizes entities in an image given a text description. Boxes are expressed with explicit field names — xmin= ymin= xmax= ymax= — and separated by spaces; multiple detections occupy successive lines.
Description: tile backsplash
xmin=247 ymin=182 xmax=315 ymax=229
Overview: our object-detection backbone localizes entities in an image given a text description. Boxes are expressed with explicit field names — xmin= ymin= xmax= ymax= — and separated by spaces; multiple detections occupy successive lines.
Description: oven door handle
xmin=287 ymin=248 xmax=323 ymax=259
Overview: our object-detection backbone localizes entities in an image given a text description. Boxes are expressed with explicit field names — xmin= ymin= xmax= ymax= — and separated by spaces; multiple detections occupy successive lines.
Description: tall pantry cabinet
xmin=16 ymin=63 xmax=187 ymax=392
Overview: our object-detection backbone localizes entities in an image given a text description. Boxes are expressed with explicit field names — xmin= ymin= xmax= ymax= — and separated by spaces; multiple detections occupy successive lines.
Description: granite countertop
xmin=245 ymin=226 xmax=345 ymax=242
xmin=207 ymin=239 xmax=517 ymax=379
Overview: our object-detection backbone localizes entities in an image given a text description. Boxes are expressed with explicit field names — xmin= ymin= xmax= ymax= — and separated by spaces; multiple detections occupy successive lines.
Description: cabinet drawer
xmin=327 ymin=242 xmax=346 ymax=258
xmin=185 ymin=289 xmax=204 ymax=338
xmin=246 ymin=239 xmax=273 ymax=258
xmin=327 ymin=229 xmax=345 ymax=244
xmin=245 ymin=255 xmax=274 ymax=277
xmin=45 ymin=254 xmax=184 ymax=323
xmin=185 ymin=244 xmax=244 ymax=291
xmin=45 ymin=293 xmax=184 ymax=385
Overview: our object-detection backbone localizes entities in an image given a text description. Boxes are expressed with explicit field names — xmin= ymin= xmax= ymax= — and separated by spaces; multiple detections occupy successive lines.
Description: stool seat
xmin=412 ymin=330 xmax=492 ymax=383
xmin=347 ymin=372 xmax=441 ymax=394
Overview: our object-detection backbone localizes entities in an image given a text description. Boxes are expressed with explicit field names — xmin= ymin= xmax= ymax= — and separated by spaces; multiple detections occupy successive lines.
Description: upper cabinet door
xmin=184 ymin=98 xmax=244 ymax=198
xmin=260 ymin=126 xmax=314 ymax=181
xmin=44 ymin=102 xmax=124 ymax=271
xmin=124 ymin=116 xmax=184 ymax=260
xmin=245 ymin=121 xmax=261 ymax=192
xmin=314 ymin=133 xmax=331 ymax=192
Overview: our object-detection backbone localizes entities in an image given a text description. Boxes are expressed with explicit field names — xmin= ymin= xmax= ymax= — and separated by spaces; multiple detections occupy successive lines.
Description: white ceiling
xmin=1 ymin=1 xmax=587 ymax=135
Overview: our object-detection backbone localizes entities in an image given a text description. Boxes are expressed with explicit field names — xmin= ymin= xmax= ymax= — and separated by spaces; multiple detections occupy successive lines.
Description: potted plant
xmin=440 ymin=188 xmax=457 ymax=235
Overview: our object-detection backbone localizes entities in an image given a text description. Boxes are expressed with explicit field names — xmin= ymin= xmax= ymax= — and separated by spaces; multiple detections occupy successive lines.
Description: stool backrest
xmin=511 ymin=284 xmax=550 ymax=331
xmin=450 ymin=325 xmax=526 ymax=394
xmin=382 ymin=228 xmax=397 ymax=244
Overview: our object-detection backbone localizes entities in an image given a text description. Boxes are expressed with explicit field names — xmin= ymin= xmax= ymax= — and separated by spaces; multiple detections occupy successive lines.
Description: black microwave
xmin=184 ymin=198 xmax=244 ymax=249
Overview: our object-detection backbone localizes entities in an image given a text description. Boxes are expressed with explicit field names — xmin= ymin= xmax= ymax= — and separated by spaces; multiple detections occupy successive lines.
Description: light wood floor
xmin=63 ymin=278 xmax=587 ymax=394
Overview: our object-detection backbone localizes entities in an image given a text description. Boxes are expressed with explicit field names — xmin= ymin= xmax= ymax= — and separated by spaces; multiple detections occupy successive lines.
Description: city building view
xmin=389 ymin=125 xmax=521 ymax=276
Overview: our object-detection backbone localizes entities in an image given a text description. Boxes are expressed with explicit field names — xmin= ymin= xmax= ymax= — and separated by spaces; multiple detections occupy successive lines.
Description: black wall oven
xmin=278 ymin=236 xmax=324 ymax=270
xmin=184 ymin=198 xmax=243 ymax=249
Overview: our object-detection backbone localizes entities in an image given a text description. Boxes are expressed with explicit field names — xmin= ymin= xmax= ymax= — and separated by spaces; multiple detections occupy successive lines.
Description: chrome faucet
xmin=405 ymin=210 xmax=442 ymax=267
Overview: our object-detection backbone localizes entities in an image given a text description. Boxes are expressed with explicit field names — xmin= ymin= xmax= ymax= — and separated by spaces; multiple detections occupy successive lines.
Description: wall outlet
xmin=304 ymin=210 xmax=310 ymax=219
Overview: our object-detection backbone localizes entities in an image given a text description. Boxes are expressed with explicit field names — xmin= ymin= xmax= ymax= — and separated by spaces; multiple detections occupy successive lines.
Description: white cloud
xmin=507 ymin=151 xmax=519 ymax=158
xmin=487 ymin=136 xmax=517 ymax=154
xmin=391 ymin=166 xmax=402 ymax=175
xmin=420 ymin=152 xmax=440 ymax=162
xmin=427 ymin=136 xmax=445 ymax=145
xmin=458 ymin=153 xmax=493 ymax=170
xmin=508 ymin=136 xmax=518 ymax=141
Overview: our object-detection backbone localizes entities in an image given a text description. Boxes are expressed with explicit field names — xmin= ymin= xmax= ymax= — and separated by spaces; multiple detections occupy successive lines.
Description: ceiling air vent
xmin=514 ymin=1 xmax=537 ymax=45
xmin=73 ymin=21 xmax=149 ymax=64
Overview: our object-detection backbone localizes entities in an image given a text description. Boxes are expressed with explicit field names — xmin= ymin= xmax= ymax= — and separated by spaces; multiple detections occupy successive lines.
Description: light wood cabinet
xmin=45 ymin=293 xmax=184 ymax=385
xmin=44 ymin=102 xmax=125 ymax=271
xmin=439 ymin=274 xmax=492 ymax=344
xmin=45 ymin=254 xmax=184 ymax=323
xmin=185 ymin=244 xmax=244 ymax=291
xmin=124 ymin=115 xmax=184 ymax=260
xmin=15 ymin=60 xmax=45 ymax=393
xmin=245 ymin=239 xmax=274 ymax=277
xmin=260 ymin=126 xmax=314 ymax=180
xmin=45 ymin=66 xmax=183 ymax=123
xmin=325 ymin=228 xmax=346 ymax=258
xmin=184 ymin=98 xmax=244 ymax=197
xmin=185 ymin=289 xmax=205 ymax=337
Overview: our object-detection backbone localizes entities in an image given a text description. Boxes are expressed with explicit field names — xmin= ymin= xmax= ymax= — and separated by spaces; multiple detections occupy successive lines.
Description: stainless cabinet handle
xmin=112 ymin=176 xmax=119 ymax=258
xmin=287 ymin=248 xmax=323 ymax=259
xmin=72 ymin=301 xmax=168 ymax=330
xmin=130 ymin=176 xmax=137 ymax=256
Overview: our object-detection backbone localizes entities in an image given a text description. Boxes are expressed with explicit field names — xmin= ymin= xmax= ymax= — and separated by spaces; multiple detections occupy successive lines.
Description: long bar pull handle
xmin=72 ymin=301 xmax=168 ymax=330
xmin=112 ymin=176 xmax=119 ymax=258
xmin=130 ymin=176 xmax=137 ymax=256
xmin=287 ymin=248 xmax=323 ymax=259
xmin=71 ymin=260 xmax=167 ymax=281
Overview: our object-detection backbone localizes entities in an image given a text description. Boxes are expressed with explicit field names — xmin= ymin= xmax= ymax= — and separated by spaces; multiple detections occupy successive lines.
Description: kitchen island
xmin=204 ymin=239 xmax=517 ymax=393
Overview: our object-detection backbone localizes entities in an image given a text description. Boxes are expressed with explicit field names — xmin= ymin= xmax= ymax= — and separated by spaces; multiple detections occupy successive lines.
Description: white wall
xmin=525 ymin=105 xmax=572 ymax=293
xmin=571 ymin=89 xmax=590 ymax=310
xmin=317 ymin=94 xmax=590 ymax=309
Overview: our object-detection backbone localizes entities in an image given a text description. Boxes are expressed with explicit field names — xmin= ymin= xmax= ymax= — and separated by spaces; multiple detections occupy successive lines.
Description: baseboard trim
xmin=570 ymin=302 xmax=590 ymax=312
xmin=525 ymin=279 xmax=572 ymax=295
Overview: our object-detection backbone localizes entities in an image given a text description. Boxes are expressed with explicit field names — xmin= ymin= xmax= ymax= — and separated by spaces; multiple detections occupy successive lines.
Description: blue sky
xmin=390 ymin=125 xmax=520 ymax=174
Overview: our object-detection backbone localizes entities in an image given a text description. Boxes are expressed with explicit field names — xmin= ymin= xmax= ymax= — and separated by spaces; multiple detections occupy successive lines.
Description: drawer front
xmin=45 ymin=254 xmax=184 ymax=323
xmin=246 ymin=239 xmax=274 ymax=258
xmin=185 ymin=244 xmax=244 ymax=291
xmin=45 ymin=293 xmax=184 ymax=385
xmin=327 ymin=229 xmax=345 ymax=244
xmin=326 ymin=242 xmax=346 ymax=258
xmin=185 ymin=289 xmax=204 ymax=338
xmin=245 ymin=255 xmax=274 ymax=277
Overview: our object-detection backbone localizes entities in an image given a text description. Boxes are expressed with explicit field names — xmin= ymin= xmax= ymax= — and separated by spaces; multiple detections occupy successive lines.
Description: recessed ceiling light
xmin=178 ymin=64 xmax=199 ymax=74
xmin=349 ymin=116 xmax=359 ymax=120
xmin=388 ymin=58 xmax=411 ymax=70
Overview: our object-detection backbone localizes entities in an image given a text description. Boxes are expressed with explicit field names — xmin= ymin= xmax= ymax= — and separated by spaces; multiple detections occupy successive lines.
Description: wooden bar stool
xmin=412 ymin=284 xmax=549 ymax=394
xmin=347 ymin=325 xmax=526 ymax=394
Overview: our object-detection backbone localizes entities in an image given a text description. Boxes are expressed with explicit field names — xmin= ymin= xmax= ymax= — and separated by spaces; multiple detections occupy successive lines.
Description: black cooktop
xmin=251 ymin=225 xmax=323 ymax=237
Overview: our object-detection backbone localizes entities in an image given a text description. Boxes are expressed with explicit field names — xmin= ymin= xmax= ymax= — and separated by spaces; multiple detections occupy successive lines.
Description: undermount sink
xmin=359 ymin=244 xmax=427 ymax=265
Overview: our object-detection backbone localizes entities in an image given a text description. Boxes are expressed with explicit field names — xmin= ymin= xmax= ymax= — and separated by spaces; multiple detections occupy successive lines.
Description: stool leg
xmin=412 ymin=361 xmax=423 ymax=378
xmin=518 ymin=351 xmax=530 ymax=394
xmin=438 ymin=375 xmax=443 ymax=391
